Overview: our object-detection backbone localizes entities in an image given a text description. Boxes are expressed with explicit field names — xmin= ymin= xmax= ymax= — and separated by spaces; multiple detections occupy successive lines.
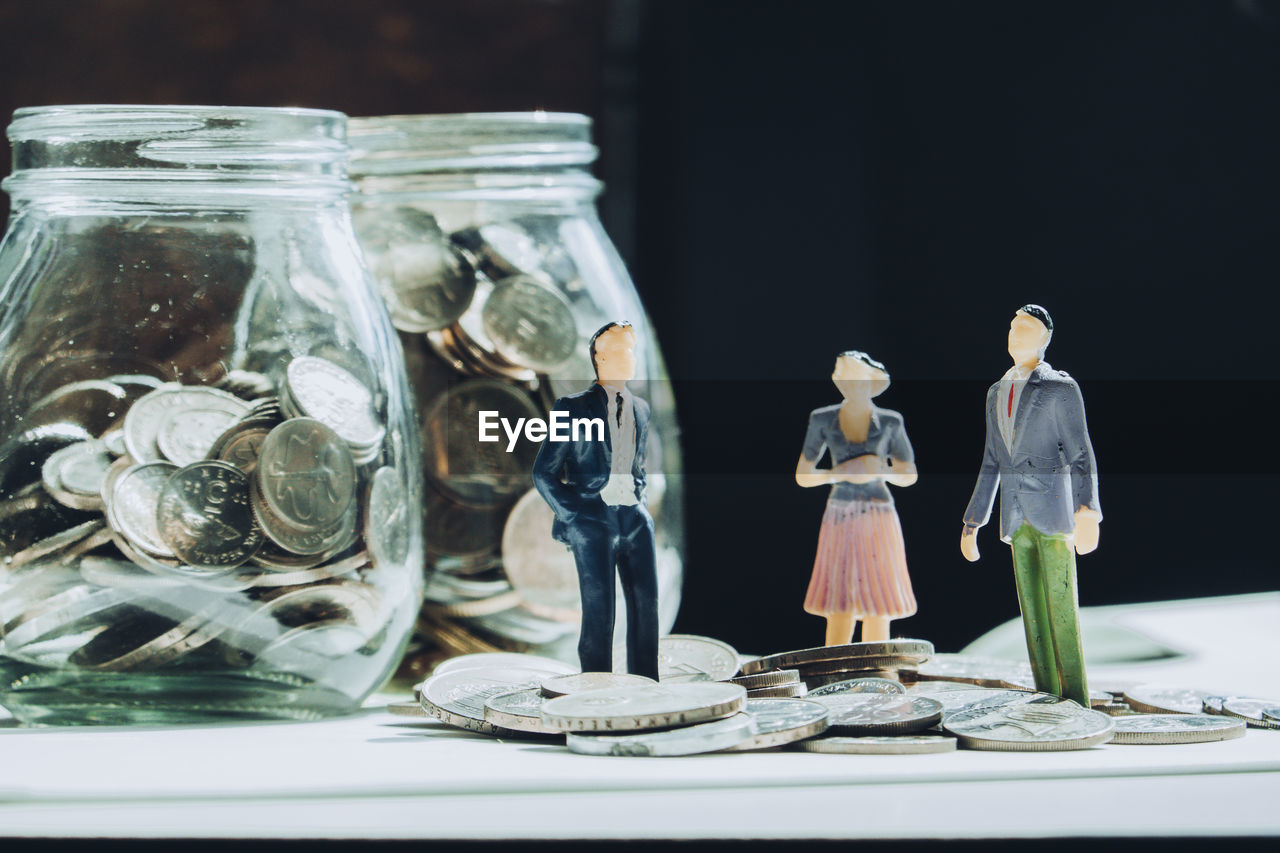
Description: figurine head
xmin=590 ymin=321 xmax=637 ymax=386
xmin=832 ymin=350 xmax=890 ymax=400
xmin=1008 ymin=304 xmax=1053 ymax=366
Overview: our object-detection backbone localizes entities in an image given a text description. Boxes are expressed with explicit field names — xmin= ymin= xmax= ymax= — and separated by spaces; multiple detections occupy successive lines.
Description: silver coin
xmin=908 ymin=653 xmax=1034 ymax=687
xmin=541 ymin=682 xmax=747 ymax=733
xmin=242 ymin=551 xmax=369 ymax=587
xmin=215 ymin=370 xmax=276 ymax=400
xmin=659 ymin=634 xmax=741 ymax=683
xmin=566 ymin=712 xmax=756 ymax=757
xmin=4 ymin=519 xmax=106 ymax=570
xmin=374 ymin=237 xmax=477 ymax=333
xmin=905 ymin=684 xmax=1048 ymax=720
xmin=156 ymin=403 xmax=247 ymax=467
xmin=108 ymin=461 xmax=179 ymax=558
xmin=124 ymin=386 xmax=246 ymax=463
xmin=809 ymin=677 xmax=905 ymax=697
xmin=1202 ymin=695 xmax=1228 ymax=715
xmin=724 ymin=698 xmax=830 ymax=752
xmin=944 ymin=698 xmax=1115 ymax=751
xmin=1265 ymin=707 xmax=1280 ymax=725
xmin=729 ymin=669 xmax=801 ymax=690
xmin=452 ymin=222 xmax=552 ymax=281
xmin=1097 ymin=702 xmax=1139 ymax=717
xmin=1 ymin=584 xmax=128 ymax=650
xmin=747 ymin=683 xmax=809 ymax=699
xmin=741 ymin=639 xmax=934 ymax=676
xmin=421 ymin=379 xmax=542 ymax=507
xmin=481 ymin=275 xmax=578 ymax=372
xmin=812 ymin=694 xmax=944 ymax=735
xmin=156 ymin=461 xmax=263 ymax=571
xmin=420 ymin=665 xmax=564 ymax=737
xmin=482 ymin=687 xmax=559 ymax=734
xmin=101 ymin=429 xmax=127 ymax=457
xmin=251 ymin=473 xmax=357 ymax=557
xmin=500 ymin=488 xmax=581 ymax=620
xmin=432 ymin=652 xmax=578 ymax=678
xmin=1222 ymin=697 xmax=1280 ymax=729
xmin=365 ymin=466 xmax=411 ymax=570
xmin=795 ymin=735 xmax=957 ymax=755
xmin=283 ymin=357 xmax=384 ymax=454
xmin=256 ymin=418 xmax=357 ymax=532
xmin=211 ymin=423 xmax=271 ymax=475
xmin=42 ymin=440 xmax=112 ymax=510
xmin=1123 ymin=684 xmax=1214 ymax=715
xmin=69 ymin=603 xmax=227 ymax=672
xmin=540 ymin=672 xmax=657 ymax=698
xmin=1110 ymin=713 xmax=1247 ymax=744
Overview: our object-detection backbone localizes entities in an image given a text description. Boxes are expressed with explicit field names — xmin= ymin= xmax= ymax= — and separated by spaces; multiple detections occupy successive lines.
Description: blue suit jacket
xmin=963 ymin=362 xmax=1101 ymax=541
xmin=531 ymin=383 xmax=650 ymax=544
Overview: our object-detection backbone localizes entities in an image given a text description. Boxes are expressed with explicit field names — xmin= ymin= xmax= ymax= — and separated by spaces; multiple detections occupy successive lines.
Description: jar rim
xmin=9 ymin=104 xmax=347 ymax=142
xmin=348 ymin=111 xmax=598 ymax=177
xmin=6 ymin=104 xmax=351 ymax=203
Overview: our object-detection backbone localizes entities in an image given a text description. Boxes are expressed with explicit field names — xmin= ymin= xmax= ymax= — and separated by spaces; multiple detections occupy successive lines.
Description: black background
xmin=1 ymin=0 xmax=1277 ymax=658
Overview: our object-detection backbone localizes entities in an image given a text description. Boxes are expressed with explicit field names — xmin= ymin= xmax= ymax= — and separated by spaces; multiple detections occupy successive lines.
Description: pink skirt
xmin=804 ymin=499 xmax=917 ymax=618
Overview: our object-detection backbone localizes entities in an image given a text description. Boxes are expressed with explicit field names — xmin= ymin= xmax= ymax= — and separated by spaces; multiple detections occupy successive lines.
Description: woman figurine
xmin=795 ymin=351 xmax=918 ymax=646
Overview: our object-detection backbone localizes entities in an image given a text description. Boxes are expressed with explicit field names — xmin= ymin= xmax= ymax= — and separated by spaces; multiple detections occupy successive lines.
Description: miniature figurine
xmin=961 ymin=304 xmax=1101 ymax=708
xmin=795 ymin=351 xmax=918 ymax=646
xmin=532 ymin=321 xmax=659 ymax=679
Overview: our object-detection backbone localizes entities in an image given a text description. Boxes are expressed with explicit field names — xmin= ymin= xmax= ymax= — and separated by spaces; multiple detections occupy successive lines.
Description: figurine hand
xmin=960 ymin=525 xmax=980 ymax=562
xmin=1073 ymin=507 xmax=1101 ymax=555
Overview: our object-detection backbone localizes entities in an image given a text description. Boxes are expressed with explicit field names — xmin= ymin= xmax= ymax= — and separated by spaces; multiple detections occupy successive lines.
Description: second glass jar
xmin=348 ymin=112 xmax=683 ymax=679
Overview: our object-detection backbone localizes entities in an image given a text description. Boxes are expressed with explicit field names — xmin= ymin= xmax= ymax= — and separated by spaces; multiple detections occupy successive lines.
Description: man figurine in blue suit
xmin=532 ymin=321 xmax=659 ymax=679
xmin=961 ymin=305 xmax=1101 ymax=708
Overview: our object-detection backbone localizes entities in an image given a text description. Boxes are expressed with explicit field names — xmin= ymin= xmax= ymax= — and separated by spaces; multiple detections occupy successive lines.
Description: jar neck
xmin=348 ymin=112 xmax=603 ymax=205
xmin=4 ymin=105 xmax=351 ymax=208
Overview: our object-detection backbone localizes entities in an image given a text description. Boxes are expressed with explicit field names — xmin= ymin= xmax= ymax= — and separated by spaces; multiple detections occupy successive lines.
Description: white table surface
xmin=2 ymin=592 xmax=1279 ymax=840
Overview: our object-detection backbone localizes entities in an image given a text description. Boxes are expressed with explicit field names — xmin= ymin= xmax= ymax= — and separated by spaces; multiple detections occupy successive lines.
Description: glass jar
xmin=0 ymin=106 xmax=423 ymax=725
xmin=348 ymin=113 xmax=682 ymax=679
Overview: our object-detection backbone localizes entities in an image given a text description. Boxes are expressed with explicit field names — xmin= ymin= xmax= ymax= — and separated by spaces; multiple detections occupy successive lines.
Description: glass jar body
xmin=350 ymin=114 xmax=682 ymax=678
xmin=0 ymin=108 xmax=424 ymax=725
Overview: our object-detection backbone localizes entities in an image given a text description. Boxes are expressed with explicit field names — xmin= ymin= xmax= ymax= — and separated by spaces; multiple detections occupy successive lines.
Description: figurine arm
xmin=962 ymin=389 xmax=1001 ymax=530
xmin=884 ymin=414 xmax=918 ymax=488
xmin=1058 ymin=378 xmax=1101 ymax=519
xmin=1058 ymin=378 xmax=1101 ymax=553
xmin=532 ymin=399 xmax=580 ymax=521
xmin=632 ymin=396 xmax=649 ymax=502
xmin=796 ymin=410 xmax=832 ymax=488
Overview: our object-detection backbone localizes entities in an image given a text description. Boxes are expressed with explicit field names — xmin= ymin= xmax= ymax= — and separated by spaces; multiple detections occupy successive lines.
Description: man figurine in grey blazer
xmin=532 ymin=321 xmax=659 ymax=679
xmin=960 ymin=304 xmax=1101 ymax=707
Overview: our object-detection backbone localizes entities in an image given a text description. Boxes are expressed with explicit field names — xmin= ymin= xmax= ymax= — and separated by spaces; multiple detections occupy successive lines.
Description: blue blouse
xmin=802 ymin=404 xmax=914 ymax=504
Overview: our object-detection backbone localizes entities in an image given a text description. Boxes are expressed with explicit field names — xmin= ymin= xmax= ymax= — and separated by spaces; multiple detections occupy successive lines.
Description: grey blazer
xmin=963 ymin=362 xmax=1101 ymax=541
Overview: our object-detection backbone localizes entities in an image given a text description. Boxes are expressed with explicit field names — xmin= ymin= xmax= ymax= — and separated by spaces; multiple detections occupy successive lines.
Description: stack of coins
xmin=740 ymin=639 xmax=935 ymax=689
xmin=398 ymin=634 xmax=1275 ymax=755
xmin=353 ymin=209 xmax=680 ymax=677
xmin=0 ymin=357 xmax=410 ymax=687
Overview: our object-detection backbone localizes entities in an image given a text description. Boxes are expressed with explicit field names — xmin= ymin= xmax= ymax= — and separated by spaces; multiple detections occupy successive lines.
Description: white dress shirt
xmin=997 ymin=363 xmax=1034 ymax=452
xmin=599 ymin=385 xmax=640 ymax=507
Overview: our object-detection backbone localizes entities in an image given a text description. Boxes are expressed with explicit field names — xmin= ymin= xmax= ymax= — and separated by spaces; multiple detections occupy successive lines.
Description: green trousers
xmin=1009 ymin=523 xmax=1088 ymax=707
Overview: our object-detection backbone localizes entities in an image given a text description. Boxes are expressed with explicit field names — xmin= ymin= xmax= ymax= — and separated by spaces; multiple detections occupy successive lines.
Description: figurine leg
xmin=615 ymin=505 xmax=660 ymax=680
xmin=566 ymin=517 xmax=618 ymax=673
xmin=825 ymin=614 xmax=855 ymax=646
xmin=1009 ymin=524 xmax=1061 ymax=697
xmin=1037 ymin=534 xmax=1089 ymax=707
xmin=860 ymin=616 xmax=890 ymax=642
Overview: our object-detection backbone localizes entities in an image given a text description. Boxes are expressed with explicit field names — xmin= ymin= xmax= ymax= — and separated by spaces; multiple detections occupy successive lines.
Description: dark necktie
xmin=615 ymin=392 xmax=624 ymax=428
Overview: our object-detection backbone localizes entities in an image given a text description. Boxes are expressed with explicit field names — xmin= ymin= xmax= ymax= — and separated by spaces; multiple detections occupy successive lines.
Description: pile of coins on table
xmin=352 ymin=209 xmax=678 ymax=678
xmin=0 ymin=355 xmax=409 ymax=685
xmin=392 ymin=636 xmax=1278 ymax=755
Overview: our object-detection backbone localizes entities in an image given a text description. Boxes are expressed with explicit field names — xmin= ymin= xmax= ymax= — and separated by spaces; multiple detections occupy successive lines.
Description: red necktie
xmin=1008 ymin=383 xmax=1015 ymax=418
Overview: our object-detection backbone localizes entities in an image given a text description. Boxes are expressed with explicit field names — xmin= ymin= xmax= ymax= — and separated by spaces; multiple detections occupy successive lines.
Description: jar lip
xmin=9 ymin=104 xmax=347 ymax=142
xmin=348 ymin=111 xmax=598 ymax=176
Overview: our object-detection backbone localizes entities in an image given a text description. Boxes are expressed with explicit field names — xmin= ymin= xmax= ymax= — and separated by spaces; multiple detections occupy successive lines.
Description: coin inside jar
xmin=480 ymin=275 xmax=578 ymax=373
xmin=282 ymin=357 xmax=384 ymax=460
xmin=42 ymin=440 xmax=113 ymax=511
xmin=255 ymin=418 xmax=357 ymax=533
xmin=156 ymin=461 xmax=263 ymax=571
xmin=107 ymin=461 xmax=179 ymax=558
xmin=373 ymin=236 xmax=477 ymax=333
